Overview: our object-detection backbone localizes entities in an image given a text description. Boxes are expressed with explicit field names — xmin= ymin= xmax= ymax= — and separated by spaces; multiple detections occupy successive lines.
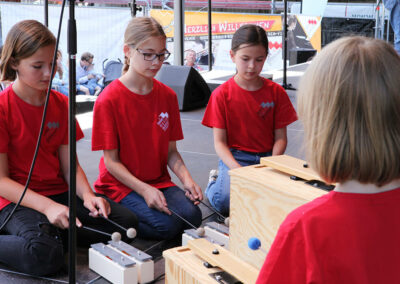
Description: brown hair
xmin=122 ymin=17 xmax=166 ymax=74
xmin=231 ymin=24 xmax=269 ymax=55
xmin=0 ymin=20 xmax=56 ymax=81
xmin=298 ymin=36 xmax=400 ymax=186
xmin=81 ymin=51 xmax=94 ymax=62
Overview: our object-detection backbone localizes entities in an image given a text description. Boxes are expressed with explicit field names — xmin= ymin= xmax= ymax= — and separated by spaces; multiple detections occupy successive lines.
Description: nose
xmin=247 ymin=61 xmax=254 ymax=69
xmin=46 ymin=64 xmax=54 ymax=77
xmin=152 ymin=56 xmax=162 ymax=65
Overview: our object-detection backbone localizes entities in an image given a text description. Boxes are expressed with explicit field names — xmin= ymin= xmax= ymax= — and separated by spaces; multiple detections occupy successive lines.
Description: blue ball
xmin=248 ymin=237 xmax=261 ymax=250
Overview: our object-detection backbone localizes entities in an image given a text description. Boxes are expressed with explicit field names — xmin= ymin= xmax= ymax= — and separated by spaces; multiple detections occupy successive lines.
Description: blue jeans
xmin=0 ymin=192 xmax=138 ymax=276
xmin=120 ymin=186 xmax=202 ymax=240
xmin=205 ymin=149 xmax=271 ymax=216
xmin=385 ymin=0 xmax=400 ymax=54
xmin=82 ymin=78 xmax=102 ymax=95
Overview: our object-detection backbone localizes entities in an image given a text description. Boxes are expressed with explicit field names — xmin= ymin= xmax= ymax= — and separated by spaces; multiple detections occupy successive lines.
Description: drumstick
xmin=100 ymin=216 xmax=137 ymax=239
xmin=169 ymin=207 xmax=205 ymax=237
xmin=81 ymin=225 xmax=121 ymax=242
xmin=184 ymin=189 xmax=229 ymax=226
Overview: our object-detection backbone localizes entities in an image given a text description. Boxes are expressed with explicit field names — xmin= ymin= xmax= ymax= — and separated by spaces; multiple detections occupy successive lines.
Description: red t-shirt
xmin=0 ymin=86 xmax=84 ymax=211
xmin=256 ymin=188 xmax=400 ymax=284
xmin=202 ymin=77 xmax=297 ymax=153
xmin=91 ymin=79 xmax=183 ymax=202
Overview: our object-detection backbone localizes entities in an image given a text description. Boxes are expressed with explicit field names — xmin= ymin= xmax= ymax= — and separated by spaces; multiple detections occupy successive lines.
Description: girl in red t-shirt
xmin=92 ymin=17 xmax=203 ymax=240
xmin=0 ymin=20 xmax=137 ymax=276
xmin=257 ymin=36 xmax=400 ymax=284
xmin=202 ymin=24 xmax=297 ymax=216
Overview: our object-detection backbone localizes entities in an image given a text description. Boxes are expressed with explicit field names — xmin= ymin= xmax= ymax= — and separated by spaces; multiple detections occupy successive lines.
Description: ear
xmin=230 ymin=50 xmax=235 ymax=63
xmin=123 ymin=44 xmax=133 ymax=59
xmin=10 ymin=57 xmax=18 ymax=70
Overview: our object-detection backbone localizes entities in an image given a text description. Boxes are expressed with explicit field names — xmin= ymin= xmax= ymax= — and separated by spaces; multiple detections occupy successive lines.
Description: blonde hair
xmin=122 ymin=17 xmax=166 ymax=74
xmin=298 ymin=36 xmax=400 ymax=186
xmin=0 ymin=20 xmax=56 ymax=81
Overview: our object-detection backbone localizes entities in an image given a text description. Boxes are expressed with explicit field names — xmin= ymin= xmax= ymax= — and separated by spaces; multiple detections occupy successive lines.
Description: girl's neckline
xmin=11 ymin=86 xmax=46 ymax=108
xmin=117 ymin=78 xmax=155 ymax=98
xmin=232 ymin=75 xmax=265 ymax=92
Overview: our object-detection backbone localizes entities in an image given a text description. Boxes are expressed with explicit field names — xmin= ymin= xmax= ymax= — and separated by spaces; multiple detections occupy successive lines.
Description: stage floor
xmin=0 ymin=62 xmax=309 ymax=283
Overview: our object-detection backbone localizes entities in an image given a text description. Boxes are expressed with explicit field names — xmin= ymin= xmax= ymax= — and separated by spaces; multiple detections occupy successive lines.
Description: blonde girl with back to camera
xmin=256 ymin=36 xmax=400 ymax=283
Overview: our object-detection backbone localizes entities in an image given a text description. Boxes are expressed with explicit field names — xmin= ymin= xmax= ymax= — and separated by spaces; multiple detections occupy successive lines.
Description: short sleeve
xmin=169 ymin=93 xmax=184 ymax=141
xmin=201 ymin=86 xmax=227 ymax=129
xmin=273 ymin=86 xmax=298 ymax=130
xmin=61 ymin=120 xmax=84 ymax=145
xmin=92 ymin=97 xmax=118 ymax=151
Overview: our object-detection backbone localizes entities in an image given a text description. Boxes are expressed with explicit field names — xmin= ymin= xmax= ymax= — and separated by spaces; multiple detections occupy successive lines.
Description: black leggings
xmin=0 ymin=192 xmax=138 ymax=276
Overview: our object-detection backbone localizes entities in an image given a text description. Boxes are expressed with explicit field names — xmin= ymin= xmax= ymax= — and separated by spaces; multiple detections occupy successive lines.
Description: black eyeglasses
xmin=136 ymin=48 xmax=171 ymax=62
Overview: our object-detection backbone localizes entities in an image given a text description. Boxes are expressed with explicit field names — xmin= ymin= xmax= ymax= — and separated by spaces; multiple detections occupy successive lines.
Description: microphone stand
xmin=130 ymin=0 xmax=142 ymax=17
xmin=282 ymin=0 xmax=296 ymax=90
xmin=67 ymin=0 xmax=77 ymax=282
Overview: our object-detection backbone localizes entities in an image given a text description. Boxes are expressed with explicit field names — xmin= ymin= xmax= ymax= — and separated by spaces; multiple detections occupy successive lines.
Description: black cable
xmin=145 ymin=273 xmax=165 ymax=284
xmin=0 ymin=0 xmax=67 ymax=232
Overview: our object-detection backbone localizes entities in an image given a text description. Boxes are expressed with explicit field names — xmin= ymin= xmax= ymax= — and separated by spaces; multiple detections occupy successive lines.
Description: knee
xmin=154 ymin=219 xmax=182 ymax=240
xmin=22 ymin=236 xmax=64 ymax=276
xmin=117 ymin=215 xmax=139 ymax=232
xmin=183 ymin=204 xmax=202 ymax=227
xmin=209 ymin=190 xmax=230 ymax=216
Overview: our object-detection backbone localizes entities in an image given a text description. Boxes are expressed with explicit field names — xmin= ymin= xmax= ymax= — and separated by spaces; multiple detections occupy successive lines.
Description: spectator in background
xmin=192 ymin=36 xmax=205 ymax=54
xmin=53 ymin=50 xmax=90 ymax=96
xmin=384 ymin=0 xmax=400 ymax=53
xmin=184 ymin=49 xmax=202 ymax=71
xmin=76 ymin=52 xmax=103 ymax=96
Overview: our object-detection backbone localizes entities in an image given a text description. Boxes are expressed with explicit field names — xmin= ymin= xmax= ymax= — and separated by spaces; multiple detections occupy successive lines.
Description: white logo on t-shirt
xmin=157 ymin=112 xmax=169 ymax=131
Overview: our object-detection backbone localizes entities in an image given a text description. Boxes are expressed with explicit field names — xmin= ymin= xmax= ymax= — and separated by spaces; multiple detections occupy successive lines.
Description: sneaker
xmin=208 ymin=169 xmax=218 ymax=183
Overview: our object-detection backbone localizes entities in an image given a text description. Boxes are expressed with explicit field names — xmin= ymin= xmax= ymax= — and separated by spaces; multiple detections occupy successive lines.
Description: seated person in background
xmin=76 ymin=51 xmax=103 ymax=96
xmin=184 ymin=49 xmax=202 ymax=71
xmin=256 ymin=36 xmax=400 ymax=283
xmin=53 ymin=50 xmax=90 ymax=96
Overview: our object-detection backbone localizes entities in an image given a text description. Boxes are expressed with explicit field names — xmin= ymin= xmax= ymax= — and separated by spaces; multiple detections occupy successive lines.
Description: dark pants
xmin=0 ymin=192 xmax=138 ymax=276
xmin=120 ymin=186 xmax=202 ymax=240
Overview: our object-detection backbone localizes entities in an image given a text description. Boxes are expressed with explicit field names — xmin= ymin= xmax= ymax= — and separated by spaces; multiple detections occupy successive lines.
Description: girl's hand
xmin=142 ymin=185 xmax=171 ymax=215
xmin=183 ymin=181 xmax=203 ymax=204
xmin=44 ymin=202 xmax=82 ymax=229
xmin=83 ymin=195 xmax=111 ymax=218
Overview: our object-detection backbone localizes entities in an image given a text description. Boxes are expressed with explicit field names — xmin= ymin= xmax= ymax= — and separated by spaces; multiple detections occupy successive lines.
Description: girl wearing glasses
xmin=92 ymin=17 xmax=202 ymax=240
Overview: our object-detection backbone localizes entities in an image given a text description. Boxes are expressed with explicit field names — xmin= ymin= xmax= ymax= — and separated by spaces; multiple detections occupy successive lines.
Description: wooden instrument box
xmin=228 ymin=155 xmax=330 ymax=269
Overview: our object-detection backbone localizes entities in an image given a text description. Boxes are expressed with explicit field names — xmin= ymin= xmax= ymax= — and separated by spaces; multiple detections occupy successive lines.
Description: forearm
xmin=272 ymin=138 xmax=287 ymax=155
xmin=215 ymin=141 xmax=241 ymax=169
xmin=75 ymin=165 xmax=96 ymax=200
xmin=78 ymin=76 xmax=88 ymax=84
xmin=0 ymin=177 xmax=54 ymax=214
xmin=168 ymin=150 xmax=194 ymax=184
xmin=105 ymin=158 xmax=150 ymax=197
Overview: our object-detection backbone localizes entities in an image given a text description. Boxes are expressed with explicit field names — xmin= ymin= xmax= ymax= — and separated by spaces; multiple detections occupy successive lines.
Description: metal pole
xmin=173 ymin=0 xmax=184 ymax=65
xmin=283 ymin=1 xmax=288 ymax=86
xmin=67 ymin=0 xmax=77 ymax=282
xmin=44 ymin=0 xmax=49 ymax=26
xmin=281 ymin=0 xmax=296 ymax=90
xmin=208 ymin=0 xmax=212 ymax=70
